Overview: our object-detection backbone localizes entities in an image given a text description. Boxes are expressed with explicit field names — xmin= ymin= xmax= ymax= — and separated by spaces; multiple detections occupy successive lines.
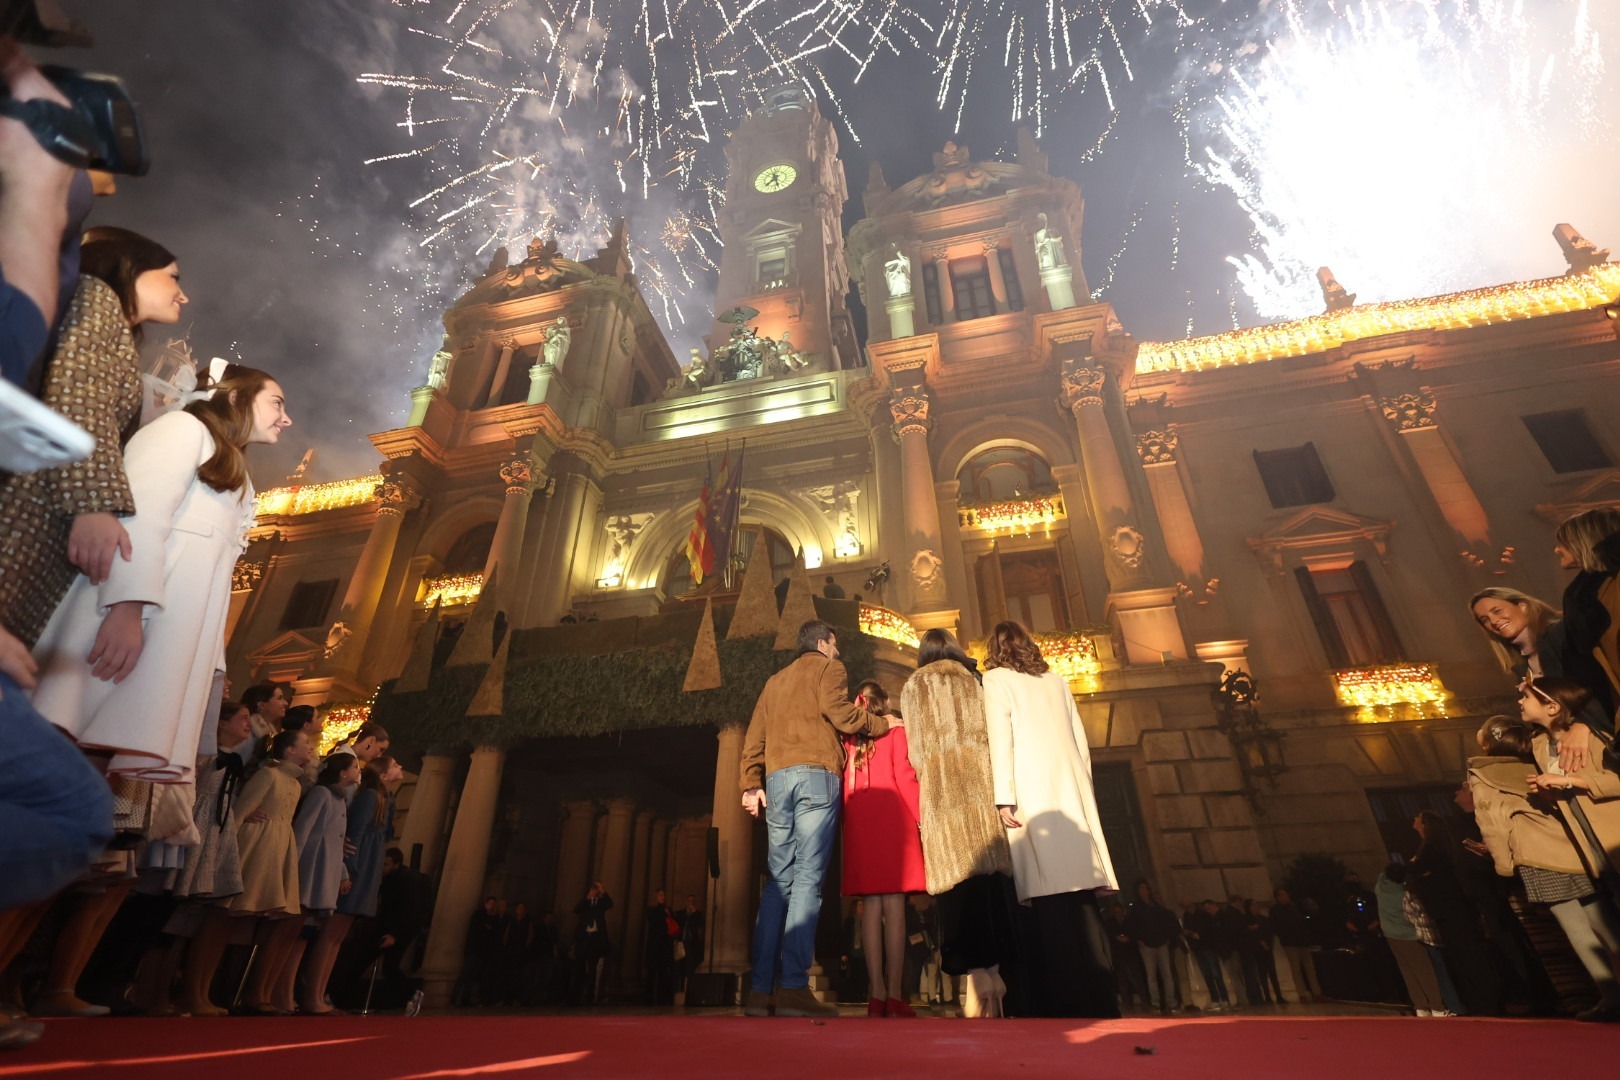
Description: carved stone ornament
xmin=1379 ymin=391 xmax=1438 ymax=431
xmin=232 ymin=559 xmax=264 ymax=593
xmin=500 ymin=459 xmax=536 ymax=495
xmin=323 ymin=620 xmax=353 ymax=659
xmin=1109 ymin=525 xmax=1146 ymax=569
xmin=374 ymin=478 xmax=421 ymax=516
xmin=889 ymin=387 xmax=933 ymax=437
xmin=1060 ymin=358 xmax=1106 ymax=409
xmin=1136 ymin=429 xmax=1179 ymax=465
xmin=910 ymin=549 xmax=946 ymax=593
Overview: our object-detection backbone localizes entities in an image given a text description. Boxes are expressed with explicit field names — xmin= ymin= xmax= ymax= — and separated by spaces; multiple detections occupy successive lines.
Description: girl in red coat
xmin=842 ymin=681 xmax=926 ymax=1017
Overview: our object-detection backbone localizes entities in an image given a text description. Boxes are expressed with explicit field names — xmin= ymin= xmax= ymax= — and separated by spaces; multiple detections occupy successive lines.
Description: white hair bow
xmin=139 ymin=357 xmax=233 ymax=426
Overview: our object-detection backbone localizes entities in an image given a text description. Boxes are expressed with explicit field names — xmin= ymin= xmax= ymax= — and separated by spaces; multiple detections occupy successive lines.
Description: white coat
xmin=983 ymin=666 xmax=1117 ymax=902
xmin=33 ymin=411 xmax=254 ymax=782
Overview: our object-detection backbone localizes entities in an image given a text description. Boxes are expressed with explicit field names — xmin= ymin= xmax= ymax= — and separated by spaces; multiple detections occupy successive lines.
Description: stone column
xmin=984 ymin=241 xmax=1010 ymax=309
xmin=1040 ymin=263 xmax=1079 ymax=311
xmin=708 ymin=723 xmax=755 ymax=975
xmin=484 ymin=339 xmax=517 ymax=408
xmin=406 ymin=384 xmax=436 ymax=428
xmin=526 ymin=458 xmax=601 ymax=626
xmin=884 ymin=294 xmax=916 ymax=340
xmin=324 ymin=476 xmax=420 ymax=688
xmin=484 ymin=457 xmax=541 ymax=607
xmin=397 ymin=751 xmax=456 ymax=875
xmin=599 ymin=798 xmax=637 ymax=969
xmin=649 ymin=820 xmax=672 ymax=900
xmin=554 ymin=800 xmax=599 ymax=933
xmin=932 ymin=252 xmax=955 ymax=324
xmin=526 ymin=361 xmax=556 ymax=406
xmin=622 ymin=810 xmax=655 ymax=987
xmin=1377 ymin=392 xmax=1493 ymax=552
xmin=1060 ymin=359 xmax=1145 ymax=591
xmin=889 ymin=386 xmax=949 ymax=615
xmin=419 ymin=744 xmax=506 ymax=1007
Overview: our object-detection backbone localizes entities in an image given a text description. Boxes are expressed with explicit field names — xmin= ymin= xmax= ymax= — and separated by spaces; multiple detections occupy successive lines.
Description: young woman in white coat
xmin=31 ymin=364 xmax=292 ymax=781
xmin=982 ymin=620 xmax=1119 ymax=1018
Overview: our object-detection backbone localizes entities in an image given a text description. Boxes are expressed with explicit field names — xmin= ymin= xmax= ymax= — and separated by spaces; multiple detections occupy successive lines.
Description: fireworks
xmin=1195 ymin=0 xmax=1618 ymax=320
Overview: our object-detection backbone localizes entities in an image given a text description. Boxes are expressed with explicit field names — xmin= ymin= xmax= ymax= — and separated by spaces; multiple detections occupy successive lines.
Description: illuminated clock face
xmin=753 ymin=163 xmax=798 ymax=193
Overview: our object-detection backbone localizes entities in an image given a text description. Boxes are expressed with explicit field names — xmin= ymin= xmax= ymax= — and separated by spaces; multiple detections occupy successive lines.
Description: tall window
xmin=921 ymin=262 xmax=943 ymax=325
xmin=1254 ymin=443 xmax=1335 ymax=508
xmin=756 ymin=255 xmax=787 ymax=287
xmin=1522 ymin=410 xmax=1612 ymax=473
xmin=949 ymin=255 xmax=996 ymax=321
xmin=280 ymin=578 xmax=339 ymax=632
xmin=1295 ymin=562 xmax=1403 ymax=667
xmin=443 ymin=523 xmax=497 ymax=575
xmin=956 ymin=445 xmax=1056 ymax=505
xmin=996 ymin=247 xmax=1025 ymax=312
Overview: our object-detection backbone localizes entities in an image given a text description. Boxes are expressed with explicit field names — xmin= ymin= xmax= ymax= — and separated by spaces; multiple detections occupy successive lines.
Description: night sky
xmin=54 ymin=0 xmax=1616 ymax=483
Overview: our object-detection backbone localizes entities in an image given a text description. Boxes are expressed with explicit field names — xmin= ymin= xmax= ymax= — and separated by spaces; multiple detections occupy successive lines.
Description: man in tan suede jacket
xmin=739 ymin=619 xmax=892 ymax=1017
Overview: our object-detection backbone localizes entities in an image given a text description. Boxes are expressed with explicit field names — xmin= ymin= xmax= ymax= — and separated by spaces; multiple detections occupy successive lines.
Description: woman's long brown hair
xmin=361 ymin=755 xmax=395 ymax=830
xmin=983 ymin=620 xmax=1049 ymax=676
xmin=182 ymin=363 xmax=273 ymax=493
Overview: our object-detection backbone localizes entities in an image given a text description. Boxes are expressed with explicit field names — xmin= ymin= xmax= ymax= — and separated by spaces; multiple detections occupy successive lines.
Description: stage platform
xmin=1 ymin=1011 xmax=1607 ymax=1079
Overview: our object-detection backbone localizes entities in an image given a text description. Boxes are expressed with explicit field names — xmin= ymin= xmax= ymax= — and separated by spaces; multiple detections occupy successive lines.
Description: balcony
xmin=958 ymin=494 xmax=1066 ymax=537
xmin=418 ymin=572 xmax=484 ymax=608
xmin=1332 ymin=662 xmax=1450 ymax=721
xmin=256 ymin=474 xmax=381 ymax=518
xmin=859 ymin=603 xmax=919 ymax=649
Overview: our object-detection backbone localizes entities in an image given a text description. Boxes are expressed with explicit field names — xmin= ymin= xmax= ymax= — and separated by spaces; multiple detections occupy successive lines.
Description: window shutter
xmin=1295 ymin=567 xmax=1350 ymax=668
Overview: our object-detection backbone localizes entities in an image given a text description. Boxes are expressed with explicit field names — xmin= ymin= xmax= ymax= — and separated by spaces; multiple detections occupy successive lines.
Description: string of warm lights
xmin=1332 ymin=663 xmax=1449 ymax=710
xmin=858 ymin=603 xmax=920 ymax=649
xmin=256 ymin=475 xmax=383 ymax=518
xmin=419 ymin=573 xmax=484 ymax=607
xmin=1031 ymin=631 xmax=1103 ymax=684
xmin=319 ymin=701 xmax=373 ymax=756
xmin=959 ymin=495 xmax=1066 ymax=536
xmin=1138 ymin=265 xmax=1620 ymax=373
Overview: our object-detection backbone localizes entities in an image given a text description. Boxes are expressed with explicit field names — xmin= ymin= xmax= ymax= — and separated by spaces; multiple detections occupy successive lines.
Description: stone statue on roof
xmin=884 ymin=247 xmax=912 ymax=298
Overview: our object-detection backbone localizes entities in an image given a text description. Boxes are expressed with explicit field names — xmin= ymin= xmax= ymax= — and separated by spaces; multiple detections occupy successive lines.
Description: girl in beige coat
xmin=1468 ymin=714 xmax=1620 ymax=1021
xmin=229 ymin=729 xmax=311 ymax=1014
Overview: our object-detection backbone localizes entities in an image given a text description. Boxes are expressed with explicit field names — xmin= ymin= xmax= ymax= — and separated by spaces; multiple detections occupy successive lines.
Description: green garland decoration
xmin=373 ymin=631 xmax=877 ymax=754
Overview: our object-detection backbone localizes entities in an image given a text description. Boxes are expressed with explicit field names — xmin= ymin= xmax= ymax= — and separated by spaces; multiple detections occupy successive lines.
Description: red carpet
xmin=0 ymin=1014 xmax=1606 ymax=1079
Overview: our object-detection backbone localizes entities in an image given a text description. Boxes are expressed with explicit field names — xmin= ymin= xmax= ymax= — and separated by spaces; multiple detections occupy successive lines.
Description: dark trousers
xmin=1195 ymin=947 xmax=1228 ymax=1003
xmin=1028 ymin=890 xmax=1120 ymax=1019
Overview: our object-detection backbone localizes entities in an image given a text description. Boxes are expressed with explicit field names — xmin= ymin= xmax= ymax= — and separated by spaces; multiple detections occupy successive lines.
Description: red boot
xmin=886 ymin=997 xmax=917 ymax=1017
xmin=867 ymin=997 xmax=887 ymax=1017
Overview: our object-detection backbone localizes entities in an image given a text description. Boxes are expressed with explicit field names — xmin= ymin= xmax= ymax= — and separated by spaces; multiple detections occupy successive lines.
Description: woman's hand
xmin=87 ymin=601 xmax=144 ymax=683
xmin=340 ymin=879 xmax=352 ymax=895
xmin=0 ymin=626 xmax=38 ymax=691
xmin=1557 ymin=724 xmax=1591 ymax=774
xmin=1527 ymin=772 xmax=1573 ymax=793
xmin=68 ymin=513 xmax=132 ymax=585
xmin=997 ymin=805 xmax=1023 ymax=829
xmin=1461 ymin=838 xmax=1491 ymax=858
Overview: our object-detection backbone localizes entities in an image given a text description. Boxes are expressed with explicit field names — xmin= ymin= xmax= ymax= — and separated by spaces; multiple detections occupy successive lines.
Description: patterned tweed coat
xmin=0 ymin=277 xmax=141 ymax=645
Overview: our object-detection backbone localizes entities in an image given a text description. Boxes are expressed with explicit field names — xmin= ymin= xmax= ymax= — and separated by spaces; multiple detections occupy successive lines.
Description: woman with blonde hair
xmin=982 ymin=620 xmax=1118 ymax=1018
xmin=901 ymin=628 xmax=1015 ymax=1017
xmin=31 ymin=363 xmax=292 ymax=781
xmin=1556 ymin=507 xmax=1620 ymax=742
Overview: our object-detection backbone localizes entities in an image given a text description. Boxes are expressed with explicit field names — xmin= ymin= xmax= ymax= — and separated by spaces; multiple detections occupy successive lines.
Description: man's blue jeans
xmin=750 ymin=765 xmax=840 ymax=993
xmin=0 ymin=671 xmax=113 ymax=908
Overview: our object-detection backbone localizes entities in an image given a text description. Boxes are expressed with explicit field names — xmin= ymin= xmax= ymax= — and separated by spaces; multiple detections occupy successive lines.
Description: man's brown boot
xmin=775 ymin=987 xmax=838 ymax=1018
xmin=744 ymin=989 xmax=774 ymax=1017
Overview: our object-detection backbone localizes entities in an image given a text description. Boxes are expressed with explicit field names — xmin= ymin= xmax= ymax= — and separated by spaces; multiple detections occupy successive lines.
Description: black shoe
xmin=1576 ymin=1001 xmax=1620 ymax=1023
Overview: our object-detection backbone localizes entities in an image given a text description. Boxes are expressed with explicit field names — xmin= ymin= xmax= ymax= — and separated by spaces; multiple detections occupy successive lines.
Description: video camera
xmin=1 ymin=0 xmax=148 ymax=175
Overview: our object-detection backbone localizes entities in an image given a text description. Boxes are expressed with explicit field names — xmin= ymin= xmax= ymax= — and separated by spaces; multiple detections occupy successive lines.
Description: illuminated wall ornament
xmin=419 ymin=572 xmax=485 ymax=607
xmin=958 ymin=494 xmax=1066 ymax=537
xmin=1137 ymin=264 xmax=1620 ymax=373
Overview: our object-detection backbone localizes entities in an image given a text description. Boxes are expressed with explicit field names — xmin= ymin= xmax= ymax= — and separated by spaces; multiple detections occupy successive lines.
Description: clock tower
xmin=711 ymin=86 xmax=855 ymax=370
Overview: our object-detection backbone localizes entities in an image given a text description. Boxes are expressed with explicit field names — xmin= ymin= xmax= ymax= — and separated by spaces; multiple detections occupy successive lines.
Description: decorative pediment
xmin=244 ymin=629 xmax=323 ymax=670
xmin=1247 ymin=506 xmax=1395 ymax=575
xmin=744 ymin=218 xmax=803 ymax=241
xmin=1533 ymin=469 xmax=1620 ymax=523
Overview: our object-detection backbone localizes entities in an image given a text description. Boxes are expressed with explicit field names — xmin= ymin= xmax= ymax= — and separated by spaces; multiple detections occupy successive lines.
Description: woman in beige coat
xmin=1468 ymin=714 xmax=1620 ymax=1022
xmin=901 ymin=629 xmax=1014 ymax=1016
xmin=982 ymin=621 xmax=1118 ymax=1018
xmin=228 ymin=729 xmax=310 ymax=1014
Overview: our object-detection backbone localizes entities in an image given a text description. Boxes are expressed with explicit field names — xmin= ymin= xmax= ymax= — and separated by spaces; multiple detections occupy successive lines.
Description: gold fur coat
xmin=901 ymin=659 xmax=1014 ymax=894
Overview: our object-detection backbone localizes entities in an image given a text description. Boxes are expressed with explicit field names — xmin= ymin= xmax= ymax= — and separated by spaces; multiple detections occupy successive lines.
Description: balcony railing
xmin=1332 ymin=662 xmax=1450 ymax=719
xmin=419 ymin=572 xmax=484 ymax=608
xmin=958 ymin=493 xmax=1066 ymax=537
xmin=858 ymin=603 xmax=919 ymax=649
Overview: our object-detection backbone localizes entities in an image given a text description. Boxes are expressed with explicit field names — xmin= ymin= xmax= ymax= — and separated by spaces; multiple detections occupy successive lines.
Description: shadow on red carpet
xmin=0 ymin=1014 xmax=1603 ymax=1079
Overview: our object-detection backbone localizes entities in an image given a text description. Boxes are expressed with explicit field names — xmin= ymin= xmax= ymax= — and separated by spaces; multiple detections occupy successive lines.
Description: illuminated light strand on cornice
xmin=1332 ymin=663 xmax=1449 ymax=710
xmin=419 ymin=572 xmax=485 ymax=608
xmin=959 ymin=494 xmax=1066 ymax=536
xmin=1138 ymin=265 xmax=1620 ymax=373
xmin=319 ymin=701 xmax=372 ymax=756
xmin=256 ymin=475 xmax=383 ymax=518
xmin=859 ymin=603 xmax=920 ymax=649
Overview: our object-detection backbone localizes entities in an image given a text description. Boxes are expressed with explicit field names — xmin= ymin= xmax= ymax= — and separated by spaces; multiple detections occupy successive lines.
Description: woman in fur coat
xmin=901 ymin=628 xmax=1016 ymax=1016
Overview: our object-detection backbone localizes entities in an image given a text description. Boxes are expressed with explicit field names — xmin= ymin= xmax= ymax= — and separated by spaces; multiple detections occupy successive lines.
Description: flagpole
xmin=728 ymin=440 xmax=746 ymax=588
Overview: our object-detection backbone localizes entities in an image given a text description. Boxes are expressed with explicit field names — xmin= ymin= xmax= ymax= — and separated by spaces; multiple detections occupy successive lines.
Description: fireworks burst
xmin=1195 ymin=0 xmax=1619 ymax=319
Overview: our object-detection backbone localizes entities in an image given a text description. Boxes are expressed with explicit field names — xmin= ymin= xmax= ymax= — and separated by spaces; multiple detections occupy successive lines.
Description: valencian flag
xmin=685 ymin=459 xmax=716 ymax=585
xmin=709 ymin=442 xmax=746 ymax=579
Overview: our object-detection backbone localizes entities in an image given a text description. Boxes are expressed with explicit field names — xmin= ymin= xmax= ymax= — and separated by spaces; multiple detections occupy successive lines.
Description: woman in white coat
xmin=33 ymin=364 xmax=292 ymax=781
xmin=982 ymin=620 xmax=1119 ymax=1018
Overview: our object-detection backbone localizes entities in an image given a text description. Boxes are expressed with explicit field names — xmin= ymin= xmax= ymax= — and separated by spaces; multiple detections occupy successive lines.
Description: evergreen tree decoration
xmin=393 ymin=599 xmax=442 ymax=693
xmin=774 ymin=551 xmax=818 ymax=650
xmin=682 ymin=598 xmax=724 ymax=692
xmin=447 ymin=566 xmax=501 ymax=667
xmin=726 ymin=533 xmax=777 ymax=640
xmin=467 ymin=631 xmax=509 ymax=717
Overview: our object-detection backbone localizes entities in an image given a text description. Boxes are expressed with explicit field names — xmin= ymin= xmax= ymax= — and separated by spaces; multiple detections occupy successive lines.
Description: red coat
xmin=841 ymin=727 xmax=926 ymax=895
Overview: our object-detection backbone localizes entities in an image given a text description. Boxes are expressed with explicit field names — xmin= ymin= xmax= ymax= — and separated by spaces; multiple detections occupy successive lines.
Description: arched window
xmin=956 ymin=446 xmax=1056 ymax=506
xmin=663 ymin=524 xmax=795 ymax=597
xmin=443 ymin=522 xmax=498 ymax=575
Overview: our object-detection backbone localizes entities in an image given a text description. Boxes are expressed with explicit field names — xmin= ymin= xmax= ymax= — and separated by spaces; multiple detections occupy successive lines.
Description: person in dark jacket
xmin=1407 ymin=811 xmax=1503 ymax=1016
xmin=644 ymin=889 xmax=678 ymax=1005
xmin=573 ymin=882 xmax=613 ymax=1004
xmin=1268 ymin=888 xmax=1320 ymax=1002
xmin=1125 ymin=881 xmax=1181 ymax=1014
xmin=1240 ymin=899 xmax=1282 ymax=1004
xmin=676 ymin=895 xmax=704 ymax=993
xmin=1103 ymin=900 xmax=1149 ymax=1010
xmin=373 ymin=847 xmax=430 ymax=1009
xmin=453 ymin=897 xmax=503 ymax=1006
xmin=1555 ymin=511 xmax=1620 ymax=745
xmin=1184 ymin=900 xmax=1232 ymax=1010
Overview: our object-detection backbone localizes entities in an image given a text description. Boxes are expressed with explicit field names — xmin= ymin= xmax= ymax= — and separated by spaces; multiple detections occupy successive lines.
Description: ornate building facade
xmin=225 ymin=88 xmax=1620 ymax=1003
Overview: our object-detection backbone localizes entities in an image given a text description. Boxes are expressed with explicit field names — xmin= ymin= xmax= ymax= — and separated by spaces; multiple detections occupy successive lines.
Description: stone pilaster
xmin=599 ymin=798 xmax=637 ymax=968
xmin=484 ymin=456 xmax=542 ymax=608
xmin=323 ymin=474 xmax=421 ymax=690
xmin=621 ymin=810 xmax=655 ymax=987
xmin=889 ymin=385 xmax=949 ymax=615
xmin=1377 ymin=391 xmax=1494 ymax=553
xmin=554 ymin=800 xmax=600 ymax=936
xmin=419 ymin=744 xmax=506 ymax=1007
xmin=708 ymin=723 xmax=754 ymax=976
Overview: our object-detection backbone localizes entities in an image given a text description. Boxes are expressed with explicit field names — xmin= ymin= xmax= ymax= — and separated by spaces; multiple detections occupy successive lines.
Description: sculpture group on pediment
xmin=661 ymin=314 xmax=815 ymax=399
